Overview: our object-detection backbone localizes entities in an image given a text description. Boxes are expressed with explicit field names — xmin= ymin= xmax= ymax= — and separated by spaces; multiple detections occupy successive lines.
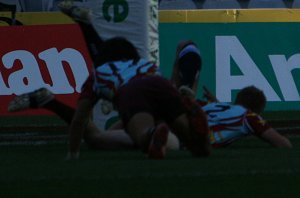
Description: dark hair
xmin=234 ymin=86 xmax=266 ymax=114
xmin=97 ymin=37 xmax=140 ymax=66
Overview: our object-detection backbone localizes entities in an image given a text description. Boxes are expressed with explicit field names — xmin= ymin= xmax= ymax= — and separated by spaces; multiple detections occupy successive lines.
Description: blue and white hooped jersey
xmin=93 ymin=59 xmax=160 ymax=100
xmin=202 ymin=102 xmax=270 ymax=147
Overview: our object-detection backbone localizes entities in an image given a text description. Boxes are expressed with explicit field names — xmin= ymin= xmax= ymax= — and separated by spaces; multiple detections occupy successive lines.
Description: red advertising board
xmin=0 ymin=24 xmax=92 ymax=116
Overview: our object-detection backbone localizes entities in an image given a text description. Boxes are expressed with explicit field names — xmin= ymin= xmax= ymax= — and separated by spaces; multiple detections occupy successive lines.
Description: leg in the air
xmin=8 ymin=88 xmax=74 ymax=124
xmin=58 ymin=1 xmax=104 ymax=66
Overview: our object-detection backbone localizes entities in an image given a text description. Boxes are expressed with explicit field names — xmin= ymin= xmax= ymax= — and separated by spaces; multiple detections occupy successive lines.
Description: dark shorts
xmin=115 ymin=75 xmax=186 ymax=126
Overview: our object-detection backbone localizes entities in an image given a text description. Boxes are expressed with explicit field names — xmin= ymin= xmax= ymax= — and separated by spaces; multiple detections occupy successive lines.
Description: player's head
xmin=98 ymin=37 xmax=140 ymax=65
xmin=176 ymin=41 xmax=202 ymax=89
xmin=234 ymin=86 xmax=266 ymax=114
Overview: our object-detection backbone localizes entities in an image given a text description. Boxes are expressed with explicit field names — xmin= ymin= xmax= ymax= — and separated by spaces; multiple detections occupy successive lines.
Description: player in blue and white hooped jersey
xmin=201 ymin=86 xmax=292 ymax=148
xmin=172 ymin=40 xmax=291 ymax=149
xmin=203 ymin=102 xmax=267 ymax=147
xmin=93 ymin=59 xmax=160 ymax=101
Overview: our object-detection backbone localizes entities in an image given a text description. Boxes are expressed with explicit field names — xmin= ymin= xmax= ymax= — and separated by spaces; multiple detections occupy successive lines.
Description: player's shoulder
xmin=244 ymin=111 xmax=270 ymax=135
xmin=244 ymin=110 xmax=268 ymax=126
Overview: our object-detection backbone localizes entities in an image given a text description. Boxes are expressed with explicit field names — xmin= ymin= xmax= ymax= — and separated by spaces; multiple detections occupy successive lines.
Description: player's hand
xmin=202 ymin=86 xmax=218 ymax=102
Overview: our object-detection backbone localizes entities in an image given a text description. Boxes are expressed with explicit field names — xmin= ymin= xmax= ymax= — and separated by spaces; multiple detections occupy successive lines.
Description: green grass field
xmin=1 ymin=135 xmax=300 ymax=198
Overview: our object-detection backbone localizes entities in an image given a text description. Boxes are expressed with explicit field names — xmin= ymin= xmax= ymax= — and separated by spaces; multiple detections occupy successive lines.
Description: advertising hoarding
xmin=0 ymin=23 xmax=92 ymax=115
xmin=0 ymin=0 xmax=159 ymax=123
xmin=1 ymin=8 xmax=300 ymax=116
xmin=159 ymin=9 xmax=300 ymax=111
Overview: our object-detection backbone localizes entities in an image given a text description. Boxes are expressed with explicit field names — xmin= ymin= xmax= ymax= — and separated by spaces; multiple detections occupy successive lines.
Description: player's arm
xmin=67 ymin=98 xmax=94 ymax=159
xmin=246 ymin=112 xmax=292 ymax=148
xmin=259 ymin=128 xmax=292 ymax=148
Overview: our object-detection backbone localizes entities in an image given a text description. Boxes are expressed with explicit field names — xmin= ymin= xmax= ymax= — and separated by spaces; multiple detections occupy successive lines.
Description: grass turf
xmin=0 ymin=136 xmax=300 ymax=198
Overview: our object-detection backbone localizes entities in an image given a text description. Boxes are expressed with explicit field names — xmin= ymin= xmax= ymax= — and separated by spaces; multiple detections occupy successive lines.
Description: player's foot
xmin=148 ymin=123 xmax=169 ymax=159
xmin=8 ymin=88 xmax=54 ymax=112
xmin=182 ymin=96 xmax=211 ymax=157
xmin=58 ymin=1 xmax=91 ymax=24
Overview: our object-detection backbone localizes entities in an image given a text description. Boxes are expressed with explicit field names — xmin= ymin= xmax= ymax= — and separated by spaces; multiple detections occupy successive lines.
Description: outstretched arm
xmin=67 ymin=98 xmax=94 ymax=159
xmin=259 ymin=128 xmax=292 ymax=148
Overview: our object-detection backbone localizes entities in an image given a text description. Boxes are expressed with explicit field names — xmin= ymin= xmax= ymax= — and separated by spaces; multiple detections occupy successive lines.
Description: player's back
xmin=93 ymin=59 xmax=159 ymax=100
xmin=202 ymin=102 xmax=251 ymax=147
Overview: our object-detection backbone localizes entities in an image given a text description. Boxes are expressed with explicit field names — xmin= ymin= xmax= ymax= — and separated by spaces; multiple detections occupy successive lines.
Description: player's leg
xmin=7 ymin=87 xmax=75 ymax=124
xmin=75 ymin=74 xmax=137 ymax=150
xmin=58 ymin=1 xmax=104 ymax=66
xmin=75 ymin=21 xmax=104 ymax=66
xmin=178 ymin=52 xmax=201 ymax=91
xmin=58 ymin=0 xmax=91 ymax=24
xmin=171 ymin=40 xmax=202 ymax=92
xmin=126 ymin=112 xmax=169 ymax=159
xmin=115 ymin=76 xmax=173 ymax=159
xmin=171 ymin=95 xmax=211 ymax=157
xmin=108 ymin=119 xmax=179 ymax=151
xmin=169 ymin=112 xmax=210 ymax=157
xmin=84 ymin=120 xmax=135 ymax=150
xmin=8 ymin=71 xmax=97 ymax=124
xmin=146 ymin=73 xmax=210 ymax=156
xmin=7 ymin=87 xmax=136 ymax=150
